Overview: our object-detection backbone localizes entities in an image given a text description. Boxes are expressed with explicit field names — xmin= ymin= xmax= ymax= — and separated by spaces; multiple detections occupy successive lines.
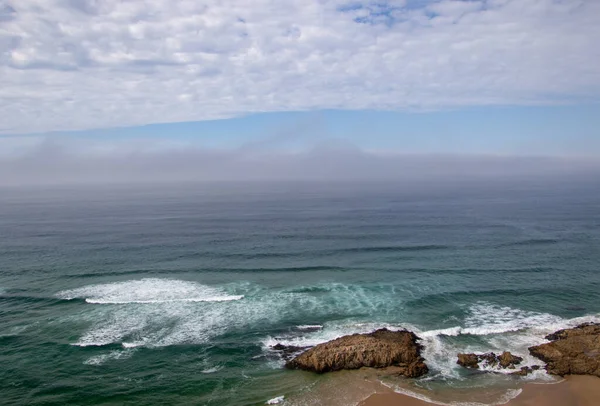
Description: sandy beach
xmin=361 ymin=375 xmax=600 ymax=406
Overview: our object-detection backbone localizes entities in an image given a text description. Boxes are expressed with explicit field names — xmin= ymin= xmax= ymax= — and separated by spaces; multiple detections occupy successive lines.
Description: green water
xmin=1 ymin=181 xmax=599 ymax=405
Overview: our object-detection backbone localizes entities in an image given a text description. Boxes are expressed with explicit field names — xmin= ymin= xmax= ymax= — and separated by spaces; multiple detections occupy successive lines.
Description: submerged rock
xmin=511 ymin=365 xmax=541 ymax=376
xmin=285 ymin=328 xmax=428 ymax=377
xmin=529 ymin=323 xmax=600 ymax=377
xmin=271 ymin=344 xmax=309 ymax=361
xmin=457 ymin=351 xmax=523 ymax=370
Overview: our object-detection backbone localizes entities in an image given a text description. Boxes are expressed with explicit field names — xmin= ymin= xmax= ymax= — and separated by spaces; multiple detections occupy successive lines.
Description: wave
xmin=66 ymin=280 xmax=384 ymax=352
xmin=0 ymin=295 xmax=67 ymax=306
xmin=59 ymin=278 xmax=255 ymax=350
xmin=209 ymin=244 xmax=450 ymax=260
xmin=201 ymin=366 xmax=223 ymax=374
xmin=83 ymin=349 xmax=135 ymax=366
xmin=85 ymin=296 xmax=243 ymax=304
xmin=384 ymin=384 xmax=522 ymax=406
xmin=388 ymin=267 xmax=558 ymax=275
xmin=327 ymin=245 xmax=450 ymax=254
xmin=206 ymin=266 xmax=347 ymax=273
xmin=60 ymin=266 xmax=349 ymax=280
xmin=404 ymin=287 xmax=582 ymax=312
xmin=497 ymin=238 xmax=559 ymax=248
xmin=57 ymin=278 xmax=243 ymax=305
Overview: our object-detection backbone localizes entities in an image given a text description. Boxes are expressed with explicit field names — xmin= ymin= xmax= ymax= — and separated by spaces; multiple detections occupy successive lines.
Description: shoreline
xmin=360 ymin=375 xmax=600 ymax=406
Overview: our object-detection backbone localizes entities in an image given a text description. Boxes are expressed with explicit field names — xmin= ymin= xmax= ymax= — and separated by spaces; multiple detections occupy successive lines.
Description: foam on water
xmin=385 ymin=383 xmax=523 ymax=406
xmin=84 ymin=349 xmax=135 ymax=366
xmin=415 ymin=302 xmax=600 ymax=379
xmin=65 ymin=279 xmax=374 ymax=354
xmin=57 ymin=278 xmax=261 ymax=350
xmin=266 ymin=396 xmax=285 ymax=404
xmin=57 ymin=278 xmax=243 ymax=304
xmin=201 ymin=366 xmax=223 ymax=374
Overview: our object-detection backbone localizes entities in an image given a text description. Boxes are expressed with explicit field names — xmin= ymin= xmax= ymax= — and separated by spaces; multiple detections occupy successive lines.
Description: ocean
xmin=1 ymin=180 xmax=599 ymax=405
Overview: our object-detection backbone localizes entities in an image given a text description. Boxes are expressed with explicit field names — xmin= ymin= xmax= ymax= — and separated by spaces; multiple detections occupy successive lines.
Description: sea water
xmin=1 ymin=180 xmax=599 ymax=405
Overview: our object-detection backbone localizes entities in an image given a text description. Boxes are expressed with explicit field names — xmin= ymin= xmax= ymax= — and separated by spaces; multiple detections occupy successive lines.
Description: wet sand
xmin=360 ymin=375 xmax=600 ymax=406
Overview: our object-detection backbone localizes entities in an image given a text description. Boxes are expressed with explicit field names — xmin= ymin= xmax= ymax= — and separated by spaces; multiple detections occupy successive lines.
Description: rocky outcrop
xmin=285 ymin=328 xmax=428 ymax=377
xmin=529 ymin=323 xmax=600 ymax=377
xmin=457 ymin=351 xmax=523 ymax=369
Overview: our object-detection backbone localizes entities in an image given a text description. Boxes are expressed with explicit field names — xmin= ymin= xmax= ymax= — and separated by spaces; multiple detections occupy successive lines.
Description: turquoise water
xmin=1 ymin=180 xmax=599 ymax=405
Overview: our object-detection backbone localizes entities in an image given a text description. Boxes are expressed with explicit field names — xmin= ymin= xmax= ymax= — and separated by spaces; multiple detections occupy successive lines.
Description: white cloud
xmin=0 ymin=0 xmax=599 ymax=134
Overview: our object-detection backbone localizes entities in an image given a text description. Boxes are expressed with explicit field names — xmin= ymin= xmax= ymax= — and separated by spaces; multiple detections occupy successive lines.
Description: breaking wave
xmin=57 ymin=278 xmax=243 ymax=304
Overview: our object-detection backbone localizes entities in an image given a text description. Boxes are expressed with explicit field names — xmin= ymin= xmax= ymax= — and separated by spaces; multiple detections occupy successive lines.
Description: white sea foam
xmin=415 ymin=302 xmax=600 ymax=379
xmin=65 ymin=279 xmax=325 ymax=356
xmin=61 ymin=279 xmax=252 ymax=350
xmin=58 ymin=278 xmax=243 ymax=304
xmin=385 ymin=383 xmax=522 ymax=406
xmin=266 ymin=396 xmax=285 ymax=404
xmin=84 ymin=349 xmax=135 ymax=366
xmin=201 ymin=366 xmax=223 ymax=374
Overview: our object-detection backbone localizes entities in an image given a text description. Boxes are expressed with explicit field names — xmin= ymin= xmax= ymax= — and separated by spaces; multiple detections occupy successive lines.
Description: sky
xmin=1 ymin=0 xmax=600 ymax=184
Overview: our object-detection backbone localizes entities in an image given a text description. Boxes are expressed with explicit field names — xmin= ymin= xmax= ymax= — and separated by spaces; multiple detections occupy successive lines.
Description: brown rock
xmin=456 ymin=351 xmax=522 ymax=370
xmin=544 ymin=323 xmax=600 ymax=341
xmin=498 ymin=351 xmax=524 ymax=369
xmin=529 ymin=323 xmax=600 ymax=377
xmin=511 ymin=365 xmax=541 ymax=376
xmin=512 ymin=366 xmax=532 ymax=376
xmin=480 ymin=352 xmax=499 ymax=368
xmin=457 ymin=353 xmax=480 ymax=368
xmin=285 ymin=328 xmax=428 ymax=377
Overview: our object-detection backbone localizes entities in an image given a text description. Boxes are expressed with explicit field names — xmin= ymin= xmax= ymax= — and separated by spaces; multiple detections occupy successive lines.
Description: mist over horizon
xmin=1 ymin=136 xmax=599 ymax=187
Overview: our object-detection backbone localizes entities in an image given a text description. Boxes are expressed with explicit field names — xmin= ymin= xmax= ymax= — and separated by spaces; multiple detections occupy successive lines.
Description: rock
xmin=511 ymin=365 xmax=541 ymax=376
xmin=544 ymin=323 xmax=600 ymax=342
xmin=456 ymin=351 xmax=522 ymax=370
xmin=285 ymin=328 xmax=428 ymax=377
xmin=512 ymin=366 xmax=531 ymax=376
xmin=457 ymin=353 xmax=480 ymax=368
xmin=480 ymin=352 xmax=499 ymax=368
xmin=271 ymin=344 xmax=308 ymax=361
xmin=498 ymin=351 xmax=524 ymax=369
xmin=529 ymin=323 xmax=600 ymax=377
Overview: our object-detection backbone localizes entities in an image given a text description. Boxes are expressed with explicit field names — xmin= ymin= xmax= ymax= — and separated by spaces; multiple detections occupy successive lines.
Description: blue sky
xmin=5 ymin=104 xmax=598 ymax=157
xmin=1 ymin=0 xmax=600 ymax=184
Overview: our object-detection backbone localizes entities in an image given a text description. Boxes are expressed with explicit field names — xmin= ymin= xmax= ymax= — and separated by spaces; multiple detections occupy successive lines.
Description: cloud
xmin=1 ymin=0 xmax=599 ymax=134
xmin=0 ymin=135 xmax=598 ymax=186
